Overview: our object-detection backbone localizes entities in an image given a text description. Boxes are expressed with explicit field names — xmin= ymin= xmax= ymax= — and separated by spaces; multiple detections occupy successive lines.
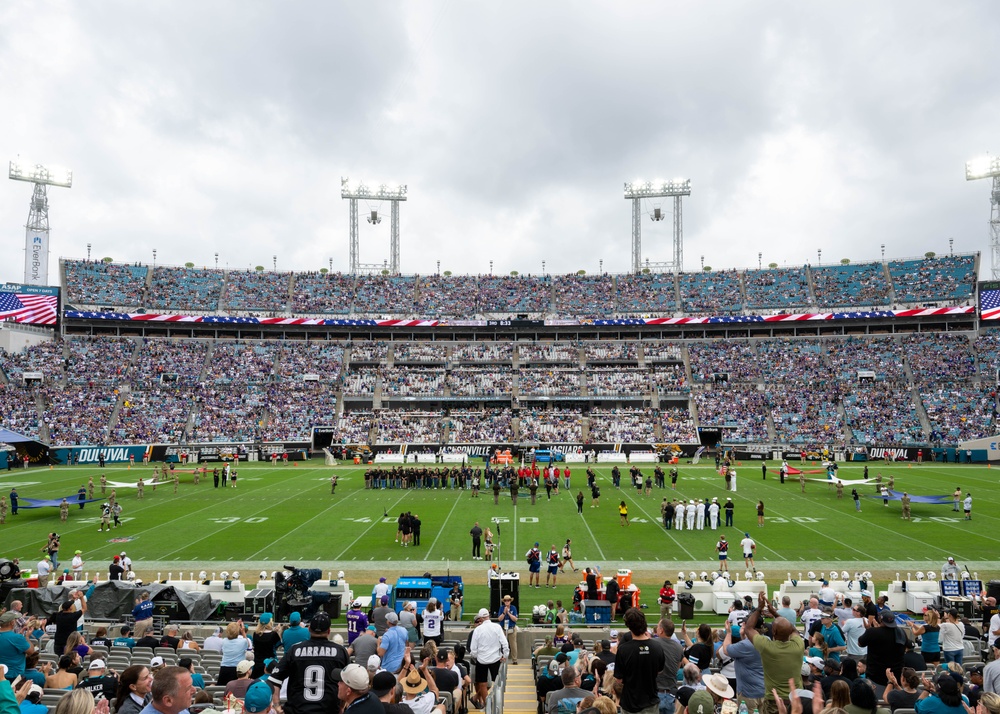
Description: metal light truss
xmin=966 ymin=156 xmax=1000 ymax=278
xmin=341 ymin=177 xmax=407 ymax=275
xmin=624 ymin=178 xmax=690 ymax=274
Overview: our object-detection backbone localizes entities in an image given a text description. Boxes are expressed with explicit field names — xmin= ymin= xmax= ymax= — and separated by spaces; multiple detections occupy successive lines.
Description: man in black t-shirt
xmin=267 ymin=612 xmax=349 ymax=714
xmin=76 ymin=659 xmax=119 ymax=701
xmin=613 ymin=608 xmax=664 ymax=714
xmin=430 ymin=648 xmax=462 ymax=704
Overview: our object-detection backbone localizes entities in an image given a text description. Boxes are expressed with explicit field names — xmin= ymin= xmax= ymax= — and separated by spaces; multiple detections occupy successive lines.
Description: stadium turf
xmin=0 ymin=461 xmax=996 ymax=583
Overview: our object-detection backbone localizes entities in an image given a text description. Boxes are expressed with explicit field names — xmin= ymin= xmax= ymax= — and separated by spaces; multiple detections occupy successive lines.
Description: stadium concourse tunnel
xmin=0 ymin=428 xmax=51 ymax=468
xmin=2 ymin=580 xmax=217 ymax=621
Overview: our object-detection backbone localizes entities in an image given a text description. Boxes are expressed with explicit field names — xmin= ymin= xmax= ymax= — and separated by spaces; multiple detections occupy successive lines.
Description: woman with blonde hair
xmin=909 ymin=609 xmax=941 ymax=665
xmin=54 ymin=689 xmax=98 ymax=714
xmin=217 ymin=620 xmax=250 ymax=686
xmin=979 ymin=692 xmax=1000 ymax=714
xmin=64 ymin=631 xmax=91 ymax=659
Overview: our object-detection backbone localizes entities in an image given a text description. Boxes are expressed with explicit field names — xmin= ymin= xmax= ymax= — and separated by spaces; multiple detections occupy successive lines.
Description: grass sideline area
xmin=0 ymin=460 xmax=996 ymax=619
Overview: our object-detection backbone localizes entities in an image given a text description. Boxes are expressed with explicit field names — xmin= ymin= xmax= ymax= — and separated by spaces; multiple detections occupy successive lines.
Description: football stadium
xmin=1 ymin=5 xmax=1000 ymax=714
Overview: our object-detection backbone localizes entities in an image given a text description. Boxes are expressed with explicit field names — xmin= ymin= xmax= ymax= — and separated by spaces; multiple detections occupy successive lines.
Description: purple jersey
xmin=346 ymin=609 xmax=368 ymax=644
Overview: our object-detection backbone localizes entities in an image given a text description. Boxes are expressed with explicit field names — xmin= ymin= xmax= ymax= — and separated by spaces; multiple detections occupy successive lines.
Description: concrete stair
xmin=498 ymin=662 xmax=539 ymax=713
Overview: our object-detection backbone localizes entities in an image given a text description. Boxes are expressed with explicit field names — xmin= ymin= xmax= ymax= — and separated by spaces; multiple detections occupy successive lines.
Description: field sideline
xmin=0 ymin=461 xmax=997 ymax=584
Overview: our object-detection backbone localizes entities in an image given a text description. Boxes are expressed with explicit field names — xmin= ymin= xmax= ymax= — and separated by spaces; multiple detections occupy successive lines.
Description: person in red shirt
xmin=659 ymin=580 xmax=676 ymax=619
xmin=563 ymin=467 xmax=571 ymax=489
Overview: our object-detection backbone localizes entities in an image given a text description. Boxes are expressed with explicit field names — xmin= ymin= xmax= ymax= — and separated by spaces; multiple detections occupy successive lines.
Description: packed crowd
xmin=188 ymin=387 xmax=266 ymax=442
xmin=644 ymin=343 xmax=682 ymax=362
xmin=842 ymin=389 xmax=924 ymax=445
xmin=43 ymin=386 xmax=116 ymax=445
xmin=451 ymin=342 xmax=514 ymax=362
xmin=63 ymin=259 xmax=148 ymax=306
xmin=554 ymin=275 xmax=616 ymax=318
xmin=223 ymin=270 xmax=292 ymax=312
xmin=63 ymin=256 xmax=978 ymax=317
xmin=694 ymin=386 xmax=771 ymax=442
xmin=263 ymin=384 xmax=339 ymax=440
xmin=653 ymin=364 xmax=688 ymax=392
xmin=689 ymin=342 xmax=765 ymax=382
xmin=394 ymin=343 xmax=445 ymax=363
xmin=131 ymin=339 xmax=209 ymax=387
xmin=519 ymin=408 xmax=583 ymax=442
xmin=588 ymin=369 xmax=652 ymax=396
xmin=923 ymin=384 xmax=997 ymax=443
xmin=146 ymin=266 xmax=225 ymax=311
xmin=584 ymin=342 xmax=639 ymax=361
xmin=905 ymin=335 xmax=977 ymax=384
xmin=204 ymin=343 xmax=278 ymax=385
xmin=0 ymin=383 xmax=43 ymax=438
xmin=518 ymin=369 xmax=581 ymax=397
xmin=679 ymin=270 xmax=744 ymax=313
xmin=520 ymin=344 xmax=579 ymax=363
xmin=742 ymin=266 xmax=812 ymax=308
xmin=65 ymin=337 xmax=136 ymax=387
xmin=447 ymin=408 xmax=513 ymax=442
xmin=349 ymin=341 xmax=390 ymax=363
xmin=768 ymin=387 xmax=843 ymax=444
xmin=334 ymin=411 xmax=375 ymax=442
xmin=380 ymin=368 xmax=447 ymax=397
xmin=112 ymin=389 xmax=193 ymax=444
xmin=811 ymin=262 xmax=889 ymax=307
xmin=614 ymin=273 xmax=678 ymax=313
xmin=889 ymin=255 xmax=977 ymax=303
xmin=587 ymin=408 xmax=657 ymax=442
xmin=290 ymin=271 xmax=356 ymax=314
xmin=661 ymin=406 xmax=697 ymax=441
xmin=376 ymin=412 xmax=444 ymax=443
xmin=826 ymin=336 xmax=907 ymax=383
xmin=447 ymin=368 xmax=514 ymax=397
xmin=275 ymin=342 xmax=344 ymax=382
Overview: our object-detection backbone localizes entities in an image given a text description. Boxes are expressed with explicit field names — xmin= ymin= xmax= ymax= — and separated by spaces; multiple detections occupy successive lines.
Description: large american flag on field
xmin=0 ymin=291 xmax=58 ymax=325
xmin=981 ymin=288 xmax=1000 ymax=320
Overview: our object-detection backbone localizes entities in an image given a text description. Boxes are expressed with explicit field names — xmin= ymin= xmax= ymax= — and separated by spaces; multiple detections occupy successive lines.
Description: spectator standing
xmin=469 ymin=608 xmax=508 ymax=708
xmin=138 ymin=665 xmax=197 ymax=714
xmin=0 ymin=611 xmax=32 ymax=680
xmin=132 ymin=593 xmax=154 ymax=639
xmin=745 ymin=592 xmax=804 ymax=714
xmin=217 ymin=621 xmax=250 ymax=687
xmin=613 ymin=608 xmax=664 ymax=714
xmin=267 ymin=612 xmax=348 ymax=714
xmin=858 ymin=612 xmax=907 ymax=687
xmin=652 ymin=619 xmax=685 ymax=714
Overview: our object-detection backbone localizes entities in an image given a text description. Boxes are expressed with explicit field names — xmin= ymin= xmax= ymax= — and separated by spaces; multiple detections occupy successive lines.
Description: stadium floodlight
xmin=966 ymin=154 xmax=1000 ymax=278
xmin=9 ymin=159 xmax=73 ymax=286
xmin=341 ymin=177 xmax=408 ymax=275
xmin=624 ymin=178 xmax=691 ymax=275
xmin=9 ymin=160 xmax=73 ymax=188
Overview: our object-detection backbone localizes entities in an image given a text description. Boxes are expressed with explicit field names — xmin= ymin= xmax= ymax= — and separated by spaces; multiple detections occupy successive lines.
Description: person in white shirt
xmin=834 ymin=598 xmax=855 ymax=626
xmin=674 ymin=501 xmax=685 ymax=531
xmin=203 ymin=626 xmax=225 ymax=652
xmin=730 ymin=469 xmax=737 ymax=492
xmin=374 ymin=577 xmax=391 ymax=601
xmin=707 ymin=499 xmax=720 ymax=529
xmin=818 ymin=581 xmax=837 ymax=608
xmin=798 ymin=597 xmax=824 ymax=636
xmin=36 ymin=556 xmax=53 ymax=587
xmin=120 ymin=552 xmax=133 ymax=572
xmin=468 ymin=608 xmax=508 ymax=708
xmin=695 ymin=500 xmax=706 ymax=530
xmin=841 ymin=604 xmax=868 ymax=659
xmin=686 ymin=500 xmax=696 ymax=530
xmin=421 ymin=599 xmax=444 ymax=645
xmin=71 ymin=551 xmax=85 ymax=579
xmin=740 ymin=534 xmax=756 ymax=568
xmin=942 ymin=557 xmax=960 ymax=580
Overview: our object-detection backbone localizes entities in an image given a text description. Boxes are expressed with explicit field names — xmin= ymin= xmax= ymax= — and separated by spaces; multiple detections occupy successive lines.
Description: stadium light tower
xmin=341 ymin=177 xmax=407 ymax=275
xmin=623 ymin=178 xmax=690 ymax=274
xmin=966 ymin=155 xmax=1000 ymax=278
xmin=9 ymin=160 xmax=72 ymax=286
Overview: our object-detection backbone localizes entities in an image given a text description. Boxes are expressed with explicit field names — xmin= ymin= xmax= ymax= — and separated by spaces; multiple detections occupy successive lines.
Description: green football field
xmin=1 ymin=460 xmax=997 ymax=586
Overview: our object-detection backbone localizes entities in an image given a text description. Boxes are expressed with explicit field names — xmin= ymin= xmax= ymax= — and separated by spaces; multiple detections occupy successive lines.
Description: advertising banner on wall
xmin=51 ymin=444 xmax=150 ymax=465
xmin=23 ymin=229 xmax=49 ymax=286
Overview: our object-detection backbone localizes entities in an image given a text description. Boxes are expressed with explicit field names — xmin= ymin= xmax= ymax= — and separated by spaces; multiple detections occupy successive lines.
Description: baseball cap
xmin=366 ymin=624 xmax=376 ymax=632
xmin=880 ymin=612 xmax=898 ymax=628
xmin=805 ymin=656 xmax=824 ymax=669
xmin=236 ymin=660 xmax=254 ymax=675
xmin=310 ymin=612 xmax=331 ymax=633
xmin=149 ymin=656 xmax=165 ymax=668
xmin=379 ymin=577 xmax=387 ymax=582
xmin=476 ymin=608 xmax=490 ymax=620
xmin=289 ymin=612 xmax=301 ymax=624
xmin=820 ymin=610 xmax=834 ymax=619
xmin=385 ymin=611 xmax=399 ymax=624
xmin=367 ymin=654 xmax=381 ymax=672
xmin=968 ymin=664 xmax=984 ymax=675
xmin=335 ymin=663 xmax=370 ymax=691
xmin=380 ymin=595 xmax=389 ymax=605
xmin=89 ymin=659 xmax=106 ymax=670
xmin=688 ymin=691 xmax=715 ymax=714
xmin=993 ymin=639 xmax=1000 ymax=650
xmin=28 ymin=684 xmax=43 ymax=698
xmin=372 ymin=671 xmax=397 ymax=697
xmin=0 ymin=612 xmax=18 ymax=625
xmin=75 ymin=550 xmax=82 ymax=555
xmin=243 ymin=681 xmax=273 ymax=713
xmin=609 ymin=630 xmax=618 ymax=640
xmin=861 ymin=590 xmax=873 ymax=598
xmin=259 ymin=613 xmax=272 ymax=625
xmin=601 ymin=639 xmax=611 ymax=649
xmin=534 ymin=542 xmax=539 ymax=547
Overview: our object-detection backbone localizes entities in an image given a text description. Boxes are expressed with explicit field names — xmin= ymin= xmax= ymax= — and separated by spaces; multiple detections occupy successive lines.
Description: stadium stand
xmin=741 ymin=267 xmax=812 ymax=309
xmin=678 ymin=269 xmax=743 ymax=314
xmin=811 ymin=261 xmax=889 ymax=307
xmin=63 ymin=259 xmax=148 ymax=307
xmin=223 ymin=269 xmax=292 ymax=312
xmin=888 ymin=254 xmax=977 ymax=304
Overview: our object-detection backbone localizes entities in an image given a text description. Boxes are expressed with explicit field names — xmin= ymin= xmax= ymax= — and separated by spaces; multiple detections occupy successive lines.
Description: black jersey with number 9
xmin=268 ymin=637 xmax=349 ymax=714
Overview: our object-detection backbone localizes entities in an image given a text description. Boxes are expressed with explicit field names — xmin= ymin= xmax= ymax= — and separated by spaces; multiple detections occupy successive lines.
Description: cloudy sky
xmin=1 ymin=1 xmax=997 ymax=286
